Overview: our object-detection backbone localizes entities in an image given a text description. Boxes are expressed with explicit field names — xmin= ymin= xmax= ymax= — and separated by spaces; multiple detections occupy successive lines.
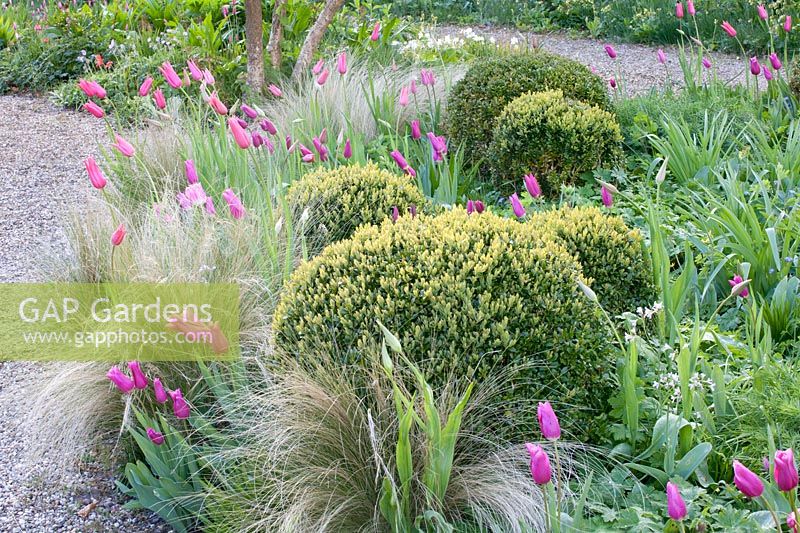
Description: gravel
xmin=436 ymin=25 xmax=756 ymax=94
xmin=0 ymin=95 xmax=167 ymax=532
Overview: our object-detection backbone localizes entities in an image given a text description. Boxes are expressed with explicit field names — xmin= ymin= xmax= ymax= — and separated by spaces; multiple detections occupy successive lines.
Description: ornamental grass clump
xmin=488 ymin=90 xmax=623 ymax=196
xmin=287 ymin=163 xmax=429 ymax=252
xmin=529 ymin=206 xmax=655 ymax=317
xmin=273 ymin=208 xmax=616 ymax=440
xmin=445 ymin=52 xmax=609 ymax=161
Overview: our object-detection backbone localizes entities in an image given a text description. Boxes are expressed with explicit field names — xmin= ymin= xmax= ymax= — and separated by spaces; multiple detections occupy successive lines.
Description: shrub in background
xmin=273 ymin=208 xmax=616 ymax=441
xmin=445 ymin=52 xmax=609 ymax=161
xmin=288 ymin=163 xmax=429 ymax=252
xmin=488 ymin=90 xmax=622 ymax=196
xmin=530 ymin=206 xmax=655 ymax=317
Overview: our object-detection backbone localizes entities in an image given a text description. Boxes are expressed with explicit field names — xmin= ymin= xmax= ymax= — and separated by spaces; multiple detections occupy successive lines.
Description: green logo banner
xmin=0 ymin=283 xmax=240 ymax=361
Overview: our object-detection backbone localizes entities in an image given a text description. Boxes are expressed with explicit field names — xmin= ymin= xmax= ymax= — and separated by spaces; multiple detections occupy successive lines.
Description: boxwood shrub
xmin=488 ymin=90 xmax=623 ymax=196
xmin=530 ymin=206 xmax=655 ymax=317
xmin=288 ymin=163 xmax=428 ymax=252
xmin=445 ymin=52 xmax=609 ymax=162
xmin=273 ymin=208 xmax=616 ymax=441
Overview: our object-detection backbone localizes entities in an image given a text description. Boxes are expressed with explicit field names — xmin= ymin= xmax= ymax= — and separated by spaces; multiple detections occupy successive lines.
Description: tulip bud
xmin=604 ymin=44 xmax=617 ymax=59
xmin=153 ymin=377 xmax=168 ymax=404
xmin=774 ymin=449 xmax=799 ymax=492
xmin=146 ymin=428 xmax=165 ymax=445
xmin=728 ymin=275 xmax=749 ymax=298
xmin=159 ymin=61 xmax=182 ymax=89
xmin=111 ymin=134 xmax=135 ymax=157
xmin=398 ymin=86 xmax=410 ymax=107
xmin=675 ymin=1 xmax=684 ymax=19
xmin=509 ymin=193 xmax=525 ymax=218
xmin=208 ymin=93 xmax=227 ymax=115
xmin=770 ymin=53 xmax=782 ymax=70
xmin=687 ymin=0 xmax=695 ymax=16
xmin=222 ymin=188 xmax=246 ymax=219
xmin=343 ymin=138 xmax=352 ymax=159
xmin=107 ymin=365 xmax=135 ymax=393
xmin=268 ymin=84 xmax=282 ymax=97
xmin=128 ymin=361 xmax=148 ymax=389
xmin=316 ymin=69 xmax=330 ymax=86
xmin=187 ymin=59 xmax=203 ymax=81
xmin=466 ymin=199 xmax=475 ymax=214
xmin=203 ymin=68 xmax=216 ymax=85
xmin=733 ymin=460 xmax=765 ymax=498
xmin=721 ymin=21 xmax=737 ymax=37
xmin=337 ymin=52 xmax=347 ymax=75
xmin=537 ymin=401 xmax=561 ymax=439
xmin=111 ymin=224 xmax=126 ymax=246
xmin=138 ymin=76 xmax=153 ymax=96
xmin=312 ymin=59 xmax=324 ymax=75
xmin=228 ymin=117 xmax=251 ymax=149
xmin=702 ymin=57 xmax=712 ymax=69
xmin=788 ymin=512 xmax=798 ymax=533
xmin=370 ymin=21 xmax=381 ymax=41
xmin=84 ymin=157 xmax=107 ymax=189
xmin=785 ymin=15 xmax=793 ymax=32
xmin=757 ymin=4 xmax=767 ymax=20
xmin=524 ymin=173 xmax=541 ymax=198
xmin=241 ymin=103 xmax=258 ymax=119
xmin=169 ymin=388 xmax=190 ymax=419
xmin=260 ymin=119 xmax=277 ymax=135
xmin=750 ymin=57 xmax=761 ymax=76
xmin=83 ymin=101 xmax=105 ymax=118
xmin=474 ymin=200 xmax=485 ymax=213
xmin=185 ymin=160 xmax=198 ymax=184
xmin=153 ymin=88 xmax=166 ymax=110
xmin=410 ymin=120 xmax=422 ymax=140
xmin=525 ymin=444 xmax=552 ymax=485
xmin=601 ymin=185 xmax=613 ymax=207
xmin=666 ymin=482 xmax=687 ymax=521
xmin=657 ymin=49 xmax=667 ymax=64
xmin=577 ymin=279 xmax=598 ymax=302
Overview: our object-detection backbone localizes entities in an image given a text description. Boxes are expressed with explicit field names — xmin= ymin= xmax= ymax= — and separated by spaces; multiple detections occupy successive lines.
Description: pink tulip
xmin=524 ymin=173 xmax=541 ymax=198
xmin=138 ymin=76 xmax=153 ymax=96
xmin=146 ymin=428 xmax=165 ymax=445
xmin=750 ymin=57 xmax=761 ymax=76
xmin=184 ymin=160 xmax=198 ymax=185
xmin=420 ymin=69 xmax=435 ymax=86
xmin=370 ymin=21 xmax=381 ymax=41
xmin=169 ymin=388 xmax=190 ymax=419
xmin=676 ymin=1 xmax=684 ymax=19
xmin=390 ymin=150 xmax=416 ymax=177
xmin=84 ymin=157 xmax=107 ymax=189
xmin=391 ymin=205 xmax=400 ymax=222
xmin=721 ymin=21 xmax=737 ymax=37
xmin=236 ymin=117 xmax=248 ymax=128
xmin=268 ymin=83 xmax=282 ymax=97
xmin=205 ymin=197 xmax=216 ymax=215
xmin=128 ymin=361 xmax=148 ymax=389
xmin=466 ymin=199 xmax=475 ymax=214
xmin=83 ymin=101 xmax=104 ymax=118
xmin=319 ymin=127 xmax=328 ymax=143
xmin=77 ymin=78 xmax=94 ymax=97
xmin=78 ymin=79 xmax=106 ymax=98
xmin=729 ymin=274 xmax=749 ymax=298
xmin=410 ymin=79 xmax=417 ymax=95
xmin=609 ymin=77 xmax=617 ymax=89
xmin=764 ymin=66 xmax=773 ymax=81
xmin=203 ymin=68 xmax=216 ymax=85
xmin=509 ymin=193 xmax=525 ymax=218
xmin=187 ymin=59 xmax=203 ymax=81
xmin=774 ymin=449 xmax=799 ymax=492
xmin=111 ymin=224 xmax=126 ymax=246
xmin=301 ymin=153 xmax=315 ymax=163
xmin=427 ymin=132 xmax=447 ymax=161
xmin=153 ymin=377 xmax=168 ymax=404
xmin=666 ymin=482 xmax=687 ymax=521
xmin=241 ymin=103 xmax=258 ymax=119
xmin=702 ymin=57 xmax=712 ymax=69
xmin=733 ymin=460 xmax=765 ymax=498
xmin=285 ymin=135 xmax=292 ymax=150
xmin=312 ymin=59 xmax=324 ymax=75
xmin=337 ymin=52 xmax=347 ymax=75
xmin=657 ymin=49 xmax=667 ymax=64
xmin=757 ymin=4 xmax=768 ymax=20
xmin=789 ymin=512 xmax=798 ymax=533
xmin=537 ymin=401 xmax=560 ymax=439
xmin=153 ymin=88 xmax=166 ymax=110
xmin=601 ymin=186 xmax=613 ymax=207
xmin=107 ymin=366 xmax=135 ymax=393
xmin=343 ymin=138 xmax=352 ymax=159
xmin=525 ymin=443 xmax=552 ymax=485
xmin=312 ymin=136 xmax=329 ymax=161
xmin=474 ymin=200 xmax=485 ymax=213
xmin=208 ymin=93 xmax=227 ymax=115
xmin=770 ymin=53 xmax=782 ymax=70
xmin=785 ymin=15 xmax=793 ymax=32
xmin=223 ymin=188 xmax=246 ymax=219
xmin=111 ymin=134 xmax=134 ymax=157
xmin=316 ymin=68 xmax=330 ymax=86
xmin=260 ymin=119 xmax=277 ymax=135
xmin=410 ymin=120 xmax=421 ymax=140
xmin=228 ymin=117 xmax=251 ymax=149
xmin=159 ymin=61 xmax=182 ymax=89
xmin=687 ymin=0 xmax=695 ymax=16
xmin=604 ymin=44 xmax=617 ymax=59
xmin=398 ymin=86 xmax=410 ymax=106
xmin=252 ymin=132 xmax=264 ymax=148
xmin=182 ymin=69 xmax=191 ymax=87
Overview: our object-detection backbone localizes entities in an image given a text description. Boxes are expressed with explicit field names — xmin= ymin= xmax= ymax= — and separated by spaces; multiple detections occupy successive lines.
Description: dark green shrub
xmin=288 ymin=163 xmax=429 ymax=252
xmin=273 ymin=208 xmax=616 ymax=441
xmin=530 ymin=206 xmax=655 ymax=317
xmin=488 ymin=90 xmax=622 ymax=196
xmin=445 ymin=52 xmax=609 ymax=161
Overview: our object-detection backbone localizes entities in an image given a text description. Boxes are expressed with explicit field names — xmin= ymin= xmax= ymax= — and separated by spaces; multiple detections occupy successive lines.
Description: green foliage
xmin=487 ymin=90 xmax=622 ymax=196
xmin=273 ymin=208 xmax=616 ymax=441
xmin=530 ymin=206 xmax=655 ymax=317
xmin=445 ymin=52 xmax=609 ymax=163
xmin=288 ymin=163 xmax=429 ymax=252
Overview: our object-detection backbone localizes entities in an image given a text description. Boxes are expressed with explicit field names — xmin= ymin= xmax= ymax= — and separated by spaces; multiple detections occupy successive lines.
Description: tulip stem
xmin=552 ymin=442 xmax=563 ymax=516
xmin=678 ymin=521 xmax=686 ymax=533
xmin=759 ymin=496 xmax=781 ymax=532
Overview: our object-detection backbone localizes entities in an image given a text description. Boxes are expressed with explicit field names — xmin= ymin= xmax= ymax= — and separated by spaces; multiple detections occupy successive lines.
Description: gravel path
xmin=436 ymin=26 xmax=754 ymax=94
xmin=0 ymin=96 xmax=167 ymax=532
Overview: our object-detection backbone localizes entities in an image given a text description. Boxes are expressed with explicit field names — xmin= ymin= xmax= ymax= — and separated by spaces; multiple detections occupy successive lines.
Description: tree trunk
xmin=266 ymin=0 xmax=286 ymax=69
xmin=244 ymin=0 xmax=265 ymax=95
xmin=291 ymin=0 xmax=346 ymax=80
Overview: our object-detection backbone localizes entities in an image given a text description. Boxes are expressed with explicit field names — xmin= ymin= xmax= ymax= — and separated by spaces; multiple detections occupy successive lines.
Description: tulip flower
xmin=153 ymin=88 xmax=166 ymax=110
xmin=410 ymin=120 xmax=422 ymax=140
xmin=702 ymin=57 xmax=712 ymax=69
xmin=203 ymin=68 xmax=216 ymax=85
xmin=657 ymin=49 xmax=667 ymax=64
xmin=138 ymin=76 xmax=153 ymax=96
xmin=666 ymin=482 xmax=687 ymax=521
xmin=208 ymin=93 xmax=227 ymax=115
xmin=343 ymin=138 xmax=352 ymax=159
xmin=236 ymin=117 xmax=248 ymax=129
xmin=757 ymin=4 xmax=768 ymax=20
xmin=721 ymin=21 xmax=737 ymax=37
xmin=524 ymin=173 xmax=542 ymax=198
xmin=733 ymin=460 xmax=765 ymax=498
xmin=146 ymin=428 xmax=165 ymax=445
xmin=525 ymin=443 xmax=552 ymax=485
xmin=398 ymin=85 xmax=410 ymax=106
xmin=687 ymin=0 xmax=695 ymax=16
xmin=420 ymin=69 xmax=435 ymax=86
xmin=337 ymin=52 xmax=347 ymax=75
xmin=111 ymin=134 xmax=135 ymax=157
xmin=187 ymin=59 xmax=203 ymax=81
xmin=728 ymin=274 xmax=749 ymax=298
xmin=268 ymin=84 xmax=282 ymax=97
xmin=182 ymin=69 xmax=191 ymax=87
xmin=410 ymin=79 xmax=417 ymax=95
xmin=316 ymin=69 xmax=330 ymax=86
xmin=185 ymin=160 xmax=198 ymax=185
xmin=466 ymin=199 xmax=475 ymax=214
xmin=107 ymin=366 xmax=135 ymax=393
xmin=260 ymin=119 xmax=277 ymax=135
xmin=252 ymin=132 xmax=264 ymax=148
xmin=298 ymin=143 xmax=313 ymax=157
xmin=390 ymin=150 xmax=416 ymax=177
xmin=763 ymin=457 xmax=771 ymax=472
xmin=509 ymin=193 xmax=526 ymax=218
xmin=601 ymin=185 xmax=613 ymax=207
xmin=111 ymin=224 xmax=126 ymax=246
xmin=312 ymin=137 xmax=329 ymax=161
xmin=153 ymin=377 xmax=168 ymax=404
xmin=128 ymin=361 xmax=148 ymax=389
xmin=78 ymin=79 xmax=94 ymax=97
xmin=427 ymin=132 xmax=447 ymax=161
xmin=370 ymin=21 xmax=381 ymax=41
xmin=159 ymin=61 xmax=182 ymax=89
xmin=312 ymin=59 xmax=324 ymax=75
xmin=83 ymin=101 xmax=105 ymax=118
xmin=785 ymin=15 xmax=793 ymax=32
xmin=228 ymin=117 xmax=251 ymax=149
xmin=474 ymin=200 xmax=485 ymax=213
xmin=609 ymin=77 xmax=617 ymax=89
xmin=205 ymin=197 xmax=217 ymax=215
xmin=409 ymin=204 xmax=417 ymax=218
xmin=789 ymin=512 xmax=798 ymax=533
xmin=285 ymin=135 xmax=293 ymax=150
xmin=391 ymin=206 xmax=400 ymax=222
xmin=764 ymin=66 xmax=773 ymax=81
xmin=604 ymin=44 xmax=617 ymax=59
xmin=676 ymin=1 xmax=684 ymax=19
xmin=85 ymin=157 xmax=107 ymax=189
xmin=169 ymin=388 xmax=190 ymax=419
xmin=750 ymin=57 xmax=761 ymax=76
xmin=537 ymin=401 xmax=561 ymax=439
xmin=770 ymin=53 xmax=782 ymax=70
xmin=301 ymin=153 xmax=315 ymax=163
xmin=223 ymin=188 xmax=246 ymax=219
xmin=774 ymin=449 xmax=798 ymax=492
xmin=241 ymin=103 xmax=258 ymax=119
xmin=78 ymin=79 xmax=106 ymax=99
xmin=319 ymin=127 xmax=328 ymax=143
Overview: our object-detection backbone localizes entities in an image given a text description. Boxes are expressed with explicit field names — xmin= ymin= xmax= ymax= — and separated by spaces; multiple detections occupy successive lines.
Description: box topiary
xmin=488 ymin=90 xmax=623 ymax=196
xmin=288 ymin=163 xmax=429 ymax=252
xmin=445 ymin=52 xmax=609 ymax=162
xmin=273 ymin=208 xmax=616 ymax=441
xmin=530 ymin=206 xmax=655 ymax=317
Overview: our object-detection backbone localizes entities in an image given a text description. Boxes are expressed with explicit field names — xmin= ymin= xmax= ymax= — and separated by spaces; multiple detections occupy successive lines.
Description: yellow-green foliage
xmin=488 ymin=90 xmax=623 ymax=196
xmin=273 ymin=209 xmax=616 ymax=440
xmin=530 ymin=206 xmax=655 ymax=317
xmin=288 ymin=163 xmax=428 ymax=251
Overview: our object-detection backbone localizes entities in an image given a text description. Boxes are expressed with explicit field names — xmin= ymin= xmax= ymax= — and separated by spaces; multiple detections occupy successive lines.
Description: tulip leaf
xmin=675 ymin=442 xmax=712 ymax=480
